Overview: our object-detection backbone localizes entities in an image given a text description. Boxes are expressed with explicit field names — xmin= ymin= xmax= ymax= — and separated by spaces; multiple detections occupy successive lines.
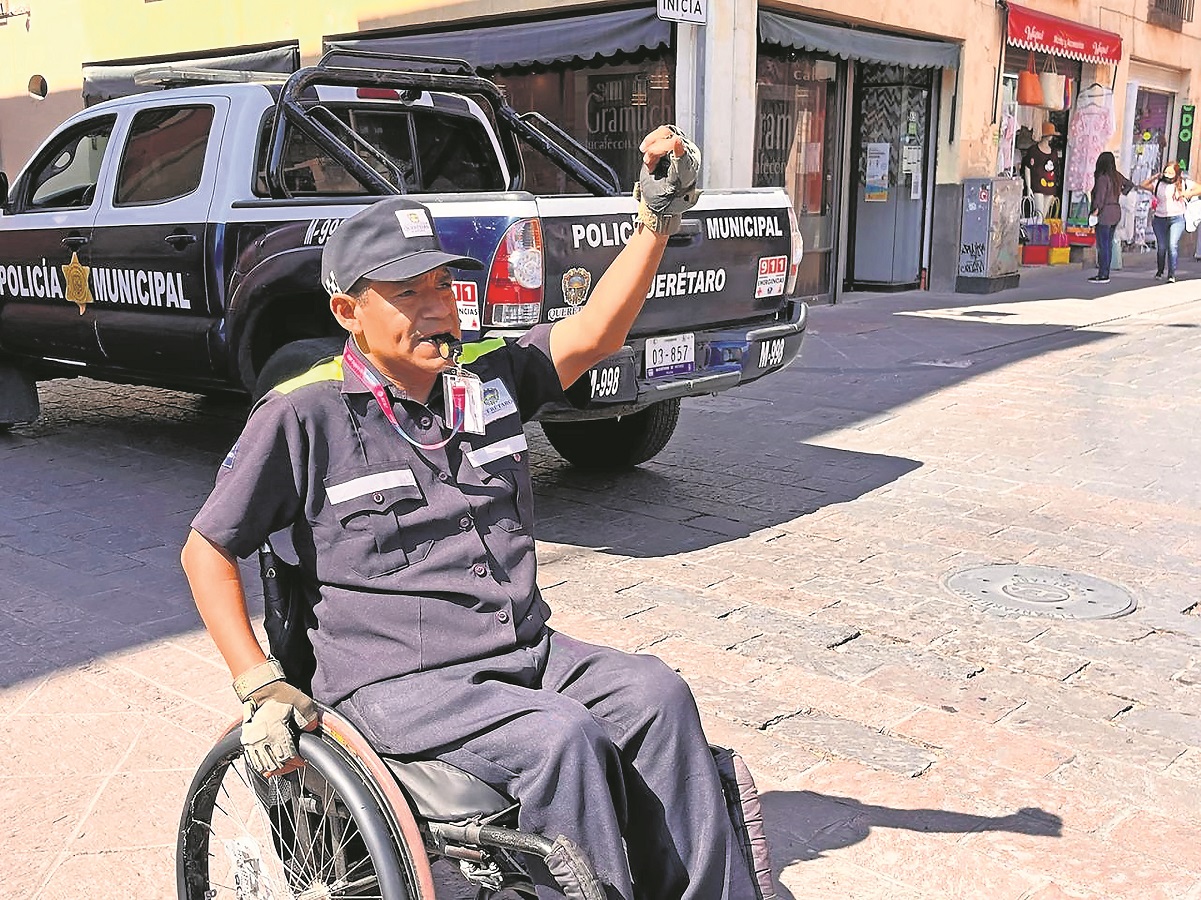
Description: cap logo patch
xmin=324 ymin=270 xmax=341 ymax=295
xmin=396 ymin=209 xmax=434 ymax=238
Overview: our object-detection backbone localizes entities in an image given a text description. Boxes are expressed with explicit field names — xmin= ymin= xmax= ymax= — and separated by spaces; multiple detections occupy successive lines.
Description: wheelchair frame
xmin=177 ymin=703 xmax=613 ymax=899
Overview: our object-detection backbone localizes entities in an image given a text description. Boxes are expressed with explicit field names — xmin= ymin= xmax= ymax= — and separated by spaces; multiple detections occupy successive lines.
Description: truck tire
xmin=540 ymin=399 xmax=680 ymax=470
xmin=253 ymin=337 xmax=346 ymax=403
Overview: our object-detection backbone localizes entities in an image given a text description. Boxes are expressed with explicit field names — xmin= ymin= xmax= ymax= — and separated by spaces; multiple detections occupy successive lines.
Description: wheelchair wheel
xmin=178 ymin=729 xmax=420 ymax=899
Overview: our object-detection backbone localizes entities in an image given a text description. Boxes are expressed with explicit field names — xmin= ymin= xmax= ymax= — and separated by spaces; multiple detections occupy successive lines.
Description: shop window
xmin=26 ymin=115 xmax=117 ymax=210
xmin=753 ymin=51 xmax=840 ymax=296
xmin=492 ymin=54 xmax=676 ymax=195
xmin=116 ymin=105 xmax=214 ymax=205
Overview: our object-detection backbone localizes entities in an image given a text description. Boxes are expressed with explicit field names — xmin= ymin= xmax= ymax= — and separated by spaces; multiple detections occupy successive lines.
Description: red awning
xmin=1006 ymin=3 xmax=1122 ymax=66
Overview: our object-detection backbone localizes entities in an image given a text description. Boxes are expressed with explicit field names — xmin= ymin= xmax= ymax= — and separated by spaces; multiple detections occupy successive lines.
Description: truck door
xmin=0 ymin=114 xmax=118 ymax=365
xmin=87 ymin=98 xmax=227 ymax=376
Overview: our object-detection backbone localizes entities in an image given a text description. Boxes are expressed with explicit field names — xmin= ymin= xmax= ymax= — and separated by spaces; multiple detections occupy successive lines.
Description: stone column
xmin=698 ymin=0 xmax=758 ymax=188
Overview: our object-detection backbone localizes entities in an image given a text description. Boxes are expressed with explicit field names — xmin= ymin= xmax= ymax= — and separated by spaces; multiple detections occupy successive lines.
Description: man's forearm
xmin=549 ymin=225 xmax=668 ymax=388
xmin=181 ymin=529 xmax=268 ymax=679
xmin=576 ymin=225 xmax=668 ymax=347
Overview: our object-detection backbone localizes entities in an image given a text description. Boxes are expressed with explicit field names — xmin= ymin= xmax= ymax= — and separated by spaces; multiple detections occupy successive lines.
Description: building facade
xmin=2 ymin=0 xmax=1200 ymax=301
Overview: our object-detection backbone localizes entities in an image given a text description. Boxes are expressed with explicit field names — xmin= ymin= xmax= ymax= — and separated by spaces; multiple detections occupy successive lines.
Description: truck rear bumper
xmin=537 ymin=299 xmax=808 ymax=421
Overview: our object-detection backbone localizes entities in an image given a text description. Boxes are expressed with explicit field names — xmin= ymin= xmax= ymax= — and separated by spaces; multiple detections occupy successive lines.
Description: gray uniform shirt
xmin=192 ymin=326 xmax=567 ymax=704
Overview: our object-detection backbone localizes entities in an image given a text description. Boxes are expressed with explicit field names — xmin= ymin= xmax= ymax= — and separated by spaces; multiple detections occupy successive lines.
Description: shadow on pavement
xmin=760 ymin=790 xmax=1062 ymax=898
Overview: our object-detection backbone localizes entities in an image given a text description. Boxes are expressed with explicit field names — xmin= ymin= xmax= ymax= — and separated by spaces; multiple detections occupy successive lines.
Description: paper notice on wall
xmin=902 ymin=145 xmax=922 ymax=175
xmin=865 ymin=143 xmax=890 ymax=202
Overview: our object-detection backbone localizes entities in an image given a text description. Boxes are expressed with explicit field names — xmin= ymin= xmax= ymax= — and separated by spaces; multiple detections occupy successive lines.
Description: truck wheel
xmin=540 ymin=399 xmax=681 ymax=470
xmin=253 ymin=337 xmax=346 ymax=403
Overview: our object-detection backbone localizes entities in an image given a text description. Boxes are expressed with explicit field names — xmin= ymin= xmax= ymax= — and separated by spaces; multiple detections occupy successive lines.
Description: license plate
xmin=645 ymin=333 xmax=695 ymax=378
xmin=757 ymin=337 xmax=786 ymax=368
xmin=587 ymin=356 xmax=637 ymax=403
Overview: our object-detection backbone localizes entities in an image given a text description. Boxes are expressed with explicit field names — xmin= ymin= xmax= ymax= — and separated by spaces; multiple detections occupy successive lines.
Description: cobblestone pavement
xmin=1 ymin=256 xmax=1199 ymax=898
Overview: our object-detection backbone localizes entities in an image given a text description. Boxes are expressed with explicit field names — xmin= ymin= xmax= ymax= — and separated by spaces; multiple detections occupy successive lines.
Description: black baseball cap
xmin=320 ymin=196 xmax=483 ymax=296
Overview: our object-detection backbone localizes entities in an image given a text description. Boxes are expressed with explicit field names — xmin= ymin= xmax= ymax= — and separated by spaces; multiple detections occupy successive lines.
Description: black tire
xmin=253 ymin=337 xmax=347 ymax=403
xmin=540 ymin=398 xmax=681 ymax=470
xmin=178 ymin=729 xmax=420 ymax=900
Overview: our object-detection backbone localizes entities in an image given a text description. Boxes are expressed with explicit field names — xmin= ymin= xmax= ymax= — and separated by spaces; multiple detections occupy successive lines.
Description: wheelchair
xmin=176 ymin=544 xmax=776 ymax=900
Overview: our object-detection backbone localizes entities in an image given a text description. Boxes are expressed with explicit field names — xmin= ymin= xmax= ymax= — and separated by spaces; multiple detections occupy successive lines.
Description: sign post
xmin=657 ymin=0 xmax=707 ymax=26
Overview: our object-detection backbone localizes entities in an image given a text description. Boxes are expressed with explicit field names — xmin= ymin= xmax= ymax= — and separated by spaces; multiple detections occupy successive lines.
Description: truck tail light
xmin=785 ymin=204 xmax=804 ymax=295
xmin=484 ymin=218 xmax=543 ymax=327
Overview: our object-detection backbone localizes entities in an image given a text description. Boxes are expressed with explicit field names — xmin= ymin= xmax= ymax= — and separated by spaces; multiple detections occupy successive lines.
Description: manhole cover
xmin=943 ymin=565 xmax=1135 ymax=620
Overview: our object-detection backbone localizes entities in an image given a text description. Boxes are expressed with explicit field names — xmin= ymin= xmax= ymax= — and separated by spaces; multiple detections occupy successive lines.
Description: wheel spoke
xmin=180 ymin=738 xmax=397 ymax=900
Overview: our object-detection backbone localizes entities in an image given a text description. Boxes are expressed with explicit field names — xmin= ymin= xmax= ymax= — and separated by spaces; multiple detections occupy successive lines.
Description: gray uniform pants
xmin=339 ymin=629 xmax=755 ymax=900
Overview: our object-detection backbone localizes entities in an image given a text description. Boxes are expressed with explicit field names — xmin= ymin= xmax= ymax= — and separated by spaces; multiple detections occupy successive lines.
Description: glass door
xmin=847 ymin=63 xmax=934 ymax=289
xmin=753 ymin=51 xmax=844 ymax=303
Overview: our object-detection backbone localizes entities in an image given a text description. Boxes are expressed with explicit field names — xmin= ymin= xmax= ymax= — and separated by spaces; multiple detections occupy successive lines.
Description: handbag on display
xmin=1020 ymin=196 xmax=1050 ymax=245
xmin=1017 ymin=53 xmax=1044 ymax=107
xmin=1044 ymin=197 xmax=1064 ymax=235
xmin=1039 ymin=57 xmax=1065 ymax=112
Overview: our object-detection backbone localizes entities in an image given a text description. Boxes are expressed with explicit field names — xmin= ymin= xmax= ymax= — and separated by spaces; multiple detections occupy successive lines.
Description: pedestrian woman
xmin=1139 ymin=161 xmax=1201 ymax=282
xmin=1089 ymin=152 xmax=1133 ymax=284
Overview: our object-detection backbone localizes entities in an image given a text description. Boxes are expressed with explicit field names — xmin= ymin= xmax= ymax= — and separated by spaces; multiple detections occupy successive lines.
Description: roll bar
xmin=266 ymin=49 xmax=623 ymax=199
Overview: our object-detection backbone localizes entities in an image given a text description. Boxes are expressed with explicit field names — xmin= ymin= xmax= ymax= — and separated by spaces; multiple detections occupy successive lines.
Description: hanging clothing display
xmin=1065 ymin=85 xmax=1116 ymax=192
xmin=998 ymin=104 xmax=1019 ymax=174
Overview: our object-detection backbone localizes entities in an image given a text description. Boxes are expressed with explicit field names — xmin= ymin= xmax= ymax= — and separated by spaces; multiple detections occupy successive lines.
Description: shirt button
xmin=496 ymin=609 xmax=510 ymax=624
xmin=372 ymin=492 xmax=385 ymax=504
xmin=459 ymin=515 xmax=473 ymax=530
xmin=472 ymin=562 xmax=489 ymax=577
xmin=438 ymin=472 xmax=449 ymax=482
xmin=419 ymin=416 xmax=433 ymax=429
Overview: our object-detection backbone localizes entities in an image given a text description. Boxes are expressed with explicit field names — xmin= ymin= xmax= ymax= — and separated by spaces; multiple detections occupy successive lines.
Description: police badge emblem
xmin=561 ymin=267 xmax=592 ymax=307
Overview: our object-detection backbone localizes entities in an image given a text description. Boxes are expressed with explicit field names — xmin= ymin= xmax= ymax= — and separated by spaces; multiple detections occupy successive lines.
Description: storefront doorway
xmin=753 ymin=49 xmax=844 ymax=303
xmin=846 ymin=63 xmax=935 ymax=290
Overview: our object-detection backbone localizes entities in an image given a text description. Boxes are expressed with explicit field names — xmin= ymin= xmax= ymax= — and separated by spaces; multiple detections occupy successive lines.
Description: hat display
xmin=320 ymin=197 xmax=483 ymax=296
xmin=1041 ymin=122 xmax=1059 ymax=138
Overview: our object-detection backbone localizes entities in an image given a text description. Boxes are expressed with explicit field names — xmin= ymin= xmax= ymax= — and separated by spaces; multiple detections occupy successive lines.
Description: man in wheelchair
xmin=182 ymin=125 xmax=764 ymax=899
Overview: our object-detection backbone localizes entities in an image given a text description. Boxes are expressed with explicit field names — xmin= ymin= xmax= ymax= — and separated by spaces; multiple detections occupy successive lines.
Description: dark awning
xmin=759 ymin=12 xmax=961 ymax=70
xmin=82 ymin=42 xmax=300 ymax=106
xmin=325 ymin=7 xmax=672 ymax=71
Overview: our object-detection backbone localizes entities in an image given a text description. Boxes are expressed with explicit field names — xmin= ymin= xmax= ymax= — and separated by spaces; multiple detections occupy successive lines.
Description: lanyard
xmin=342 ymin=344 xmax=465 ymax=451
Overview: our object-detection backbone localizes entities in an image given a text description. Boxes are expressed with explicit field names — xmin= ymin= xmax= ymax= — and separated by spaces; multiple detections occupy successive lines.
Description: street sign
xmin=657 ymin=0 xmax=707 ymax=26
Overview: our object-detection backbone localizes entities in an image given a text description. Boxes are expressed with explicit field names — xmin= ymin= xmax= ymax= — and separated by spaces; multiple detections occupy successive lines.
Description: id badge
xmin=444 ymin=370 xmax=486 ymax=434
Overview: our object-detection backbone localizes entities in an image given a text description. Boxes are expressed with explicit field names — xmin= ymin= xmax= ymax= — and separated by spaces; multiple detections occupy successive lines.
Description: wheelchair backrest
xmin=259 ymin=541 xmax=318 ymax=694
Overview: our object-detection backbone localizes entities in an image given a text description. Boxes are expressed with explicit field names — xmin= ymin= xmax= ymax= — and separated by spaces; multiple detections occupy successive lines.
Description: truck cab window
xmin=254 ymin=103 xmax=504 ymax=196
xmin=116 ymin=105 xmax=215 ymax=205
xmin=26 ymin=116 xmax=117 ymax=210
xmin=411 ymin=112 xmax=504 ymax=192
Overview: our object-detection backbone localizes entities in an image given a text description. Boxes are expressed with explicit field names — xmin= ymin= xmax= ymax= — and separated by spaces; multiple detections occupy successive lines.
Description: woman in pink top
xmin=1139 ymin=162 xmax=1201 ymax=282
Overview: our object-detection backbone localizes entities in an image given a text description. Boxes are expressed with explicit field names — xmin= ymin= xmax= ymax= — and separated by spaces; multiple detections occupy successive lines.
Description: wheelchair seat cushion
xmin=383 ymin=756 xmax=513 ymax=821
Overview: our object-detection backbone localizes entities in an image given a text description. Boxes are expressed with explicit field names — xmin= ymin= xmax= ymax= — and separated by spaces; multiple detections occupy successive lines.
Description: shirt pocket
xmin=324 ymin=465 xmax=433 ymax=578
xmin=476 ymin=455 xmax=527 ymax=534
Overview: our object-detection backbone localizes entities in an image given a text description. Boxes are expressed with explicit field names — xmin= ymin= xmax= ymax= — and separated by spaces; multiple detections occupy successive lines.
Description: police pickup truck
xmin=0 ymin=51 xmax=806 ymax=468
